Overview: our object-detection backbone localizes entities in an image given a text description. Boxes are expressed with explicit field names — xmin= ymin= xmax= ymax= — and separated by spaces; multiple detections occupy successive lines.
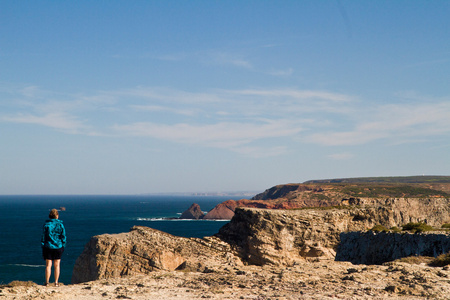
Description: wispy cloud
xmin=130 ymin=104 xmax=199 ymax=116
xmin=307 ymin=101 xmax=450 ymax=146
xmin=232 ymin=145 xmax=288 ymax=158
xmin=3 ymin=85 xmax=450 ymax=157
xmin=2 ymin=113 xmax=88 ymax=134
xmin=232 ymin=88 xmax=353 ymax=102
xmin=327 ymin=152 xmax=354 ymax=160
xmin=204 ymin=51 xmax=252 ymax=69
xmin=113 ymin=120 xmax=303 ymax=149
xmin=267 ymin=68 xmax=294 ymax=77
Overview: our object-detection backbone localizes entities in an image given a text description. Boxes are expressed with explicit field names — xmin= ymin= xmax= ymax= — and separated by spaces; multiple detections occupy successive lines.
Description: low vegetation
xmin=429 ymin=252 xmax=450 ymax=267
xmin=305 ymin=176 xmax=450 ymax=184
xmin=402 ymin=222 xmax=434 ymax=233
xmin=393 ymin=256 xmax=434 ymax=265
xmin=339 ymin=184 xmax=449 ymax=198
xmin=369 ymin=225 xmax=389 ymax=232
xmin=293 ymin=205 xmax=360 ymax=211
xmin=390 ymin=226 xmax=402 ymax=233
xmin=369 ymin=223 xmax=439 ymax=233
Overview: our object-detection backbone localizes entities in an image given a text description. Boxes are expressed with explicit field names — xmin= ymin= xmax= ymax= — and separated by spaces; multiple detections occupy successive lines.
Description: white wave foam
xmin=135 ymin=217 xmax=229 ymax=222
xmin=9 ymin=264 xmax=44 ymax=268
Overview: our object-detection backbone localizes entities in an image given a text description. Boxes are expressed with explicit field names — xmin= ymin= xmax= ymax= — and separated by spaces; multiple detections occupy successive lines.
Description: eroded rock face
xmin=337 ymin=231 xmax=450 ymax=264
xmin=217 ymin=207 xmax=366 ymax=266
xmin=71 ymin=226 xmax=241 ymax=284
xmin=216 ymin=202 xmax=450 ymax=266
xmin=72 ymin=199 xmax=450 ymax=284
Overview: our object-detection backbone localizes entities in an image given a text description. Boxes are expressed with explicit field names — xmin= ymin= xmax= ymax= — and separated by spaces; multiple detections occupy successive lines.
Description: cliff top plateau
xmin=198 ymin=176 xmax=450 ymax=220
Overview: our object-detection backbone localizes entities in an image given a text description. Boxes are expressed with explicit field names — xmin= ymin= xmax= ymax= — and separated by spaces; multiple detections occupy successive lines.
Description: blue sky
xmin=1 ymin=1 xmax=449 ymax=194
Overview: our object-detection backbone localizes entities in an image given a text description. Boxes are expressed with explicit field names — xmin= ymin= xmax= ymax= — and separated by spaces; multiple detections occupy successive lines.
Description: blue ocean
xmin=0 ymin=195 xmax=235 ymax=285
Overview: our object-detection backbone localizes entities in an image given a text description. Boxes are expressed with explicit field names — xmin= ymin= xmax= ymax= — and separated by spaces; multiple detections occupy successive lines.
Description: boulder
xmin=179 ymin=203 xmax=204 ymax=219
xmin=71 ymin=226 xmax=242 ymax=284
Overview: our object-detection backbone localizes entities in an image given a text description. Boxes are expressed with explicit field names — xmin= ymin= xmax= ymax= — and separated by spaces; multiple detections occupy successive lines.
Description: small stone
xmin=385 ymin=285 xmax=398 ymax=293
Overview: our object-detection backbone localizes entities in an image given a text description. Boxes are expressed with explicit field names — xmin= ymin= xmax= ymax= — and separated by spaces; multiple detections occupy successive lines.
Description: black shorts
xmin=42 ymin=247 xmax=64 ymax=260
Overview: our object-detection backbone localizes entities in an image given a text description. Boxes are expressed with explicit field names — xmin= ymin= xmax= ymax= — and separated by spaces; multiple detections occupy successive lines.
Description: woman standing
xmin=41 ymin=209 xmax=66 ymax=286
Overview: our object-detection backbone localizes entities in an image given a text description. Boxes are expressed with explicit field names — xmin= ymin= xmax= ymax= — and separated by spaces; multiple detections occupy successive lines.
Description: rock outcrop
xmin=72 ymin=198 xmax=450 ymax=284
xmin=203 ymin=199 xmax=238 ymax=219
xmin=216 ymin=207 xmax=367 ymax=265
xmin=217 ymin=200 xmax=450 ymax=266
xmin=337 ymin=231 xmax=450 ymax=265
xmin=71 ymin=226 xmax=241 ymax=284
xmin=179 ymin=203 xmax=204 ymax=219
xmin=203 ymin=179 xmax=450 ymax=220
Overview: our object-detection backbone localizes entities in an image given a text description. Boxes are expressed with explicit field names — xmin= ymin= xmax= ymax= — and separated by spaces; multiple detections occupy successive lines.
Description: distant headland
xmin=178 ymin=175 xmax=450 ymax=220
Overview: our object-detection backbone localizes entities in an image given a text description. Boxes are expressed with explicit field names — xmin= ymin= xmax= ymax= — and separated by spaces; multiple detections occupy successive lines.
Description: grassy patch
xmin=402 ymin=222 xmax=434 ymax=233
xmin=340 ymin=184 xmax=449 ymax=198
xmin=369 ymin=225 xmax=389 ymax=232
xmin=441 ymin=223 xmax=450 ymax=229
xmin=429 ymin=252 xmax=450 ymax=267
xmin=394 ymin=256 xmax=434 ymax=265
xmin=390 ymin=226 xmax=402 ymax=233
xmin=291 ymin=205 xmax=360 ymax=211
xmin=305 ymin=176 xmax=450 ymax=184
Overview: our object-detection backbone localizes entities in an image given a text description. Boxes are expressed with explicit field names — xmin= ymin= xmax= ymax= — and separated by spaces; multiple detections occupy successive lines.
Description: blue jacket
xmin=41 ymin=219 xmax=66 ymax=249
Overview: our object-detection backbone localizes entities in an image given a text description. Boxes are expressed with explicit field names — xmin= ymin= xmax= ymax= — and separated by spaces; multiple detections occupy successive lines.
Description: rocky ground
xmin=2 ymin=260 xmax=450 ymax=299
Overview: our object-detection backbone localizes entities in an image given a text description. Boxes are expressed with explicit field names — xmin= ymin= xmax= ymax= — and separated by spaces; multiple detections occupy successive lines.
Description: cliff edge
xmin=73 ymin=196 xmax=450 ymax=283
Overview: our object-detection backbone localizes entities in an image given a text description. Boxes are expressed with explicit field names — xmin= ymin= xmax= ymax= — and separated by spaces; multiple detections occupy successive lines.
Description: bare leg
xmin=53 ymin=259 xmax=61 ymax=285
xmin=45 ymin=260 xmax=52 ymax=284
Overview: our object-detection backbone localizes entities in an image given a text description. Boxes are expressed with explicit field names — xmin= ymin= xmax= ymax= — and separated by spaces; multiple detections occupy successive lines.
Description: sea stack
xmin=179 ymin=203 xmax=205 ymax=219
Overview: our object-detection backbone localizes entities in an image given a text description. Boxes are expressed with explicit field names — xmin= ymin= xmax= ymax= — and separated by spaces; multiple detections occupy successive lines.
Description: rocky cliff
xmin=73 ymin=197 xmax=450 ymax=283
xmin=201 ymin=178 xmax=450 ymax=220
xmin=71 ymin=226 xmax=241 ymax=284
xmin=216 ymin=197 xmax=450 ymax=265
xmin=337 ymin=231 xmax=450 ymax=265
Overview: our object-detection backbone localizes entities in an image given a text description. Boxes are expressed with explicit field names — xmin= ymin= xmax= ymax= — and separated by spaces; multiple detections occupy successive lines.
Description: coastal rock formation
xmin=217 ymin=207 xmax=367 ymax=265
xmin=203 ymin=199 xmax=238 ymax=219
xmin=352 ymin=197 xmax=450 ymax=226
xmin=71 ymin=226 xmax=242 ymax=284
xmin=73 ymin=201 xmax=450 ymax=284
xmin=217 ymin=203 xmax=450 ymax=266
xmin=201 ymin=178 xmax=450 ymax=220
xmin=337 ymin=231 xmax=450 ymax=264
xmin=72 ymin=195 xmax=450 ymax=284
xmin=179 ymin=203 xmax=204 ymax=219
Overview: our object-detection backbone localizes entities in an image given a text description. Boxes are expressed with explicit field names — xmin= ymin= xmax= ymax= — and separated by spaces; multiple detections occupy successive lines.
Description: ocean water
xmin=0 ymin=195 xmax=234 ymax=285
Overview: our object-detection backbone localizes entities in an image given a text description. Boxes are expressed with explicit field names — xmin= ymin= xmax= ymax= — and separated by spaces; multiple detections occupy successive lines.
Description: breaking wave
xmin=9 ymin=264 xmax=44 ymax=268
xmin=135 ymin=217 xmax=228 ymax=222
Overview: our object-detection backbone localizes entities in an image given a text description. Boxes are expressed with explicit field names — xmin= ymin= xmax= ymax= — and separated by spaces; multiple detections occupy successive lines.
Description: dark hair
xmin=49 ymin=209 xmax=59 ymax=219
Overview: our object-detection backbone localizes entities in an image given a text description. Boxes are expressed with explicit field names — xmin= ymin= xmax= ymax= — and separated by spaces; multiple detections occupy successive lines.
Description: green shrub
xmin=429 ymin=252 xmax=450 ymax=267
xmin=390 ymin=226 xmax=401 ymax=233
xmin=369 ymin=225 xmax=389 ymax=232
xmin=441 ymin=223 xmax=450 ymax=229
xmin=402 ymin=222 xmax=434 ymax=233
xmin=395 ymin=256 xmax=434 ymax=265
